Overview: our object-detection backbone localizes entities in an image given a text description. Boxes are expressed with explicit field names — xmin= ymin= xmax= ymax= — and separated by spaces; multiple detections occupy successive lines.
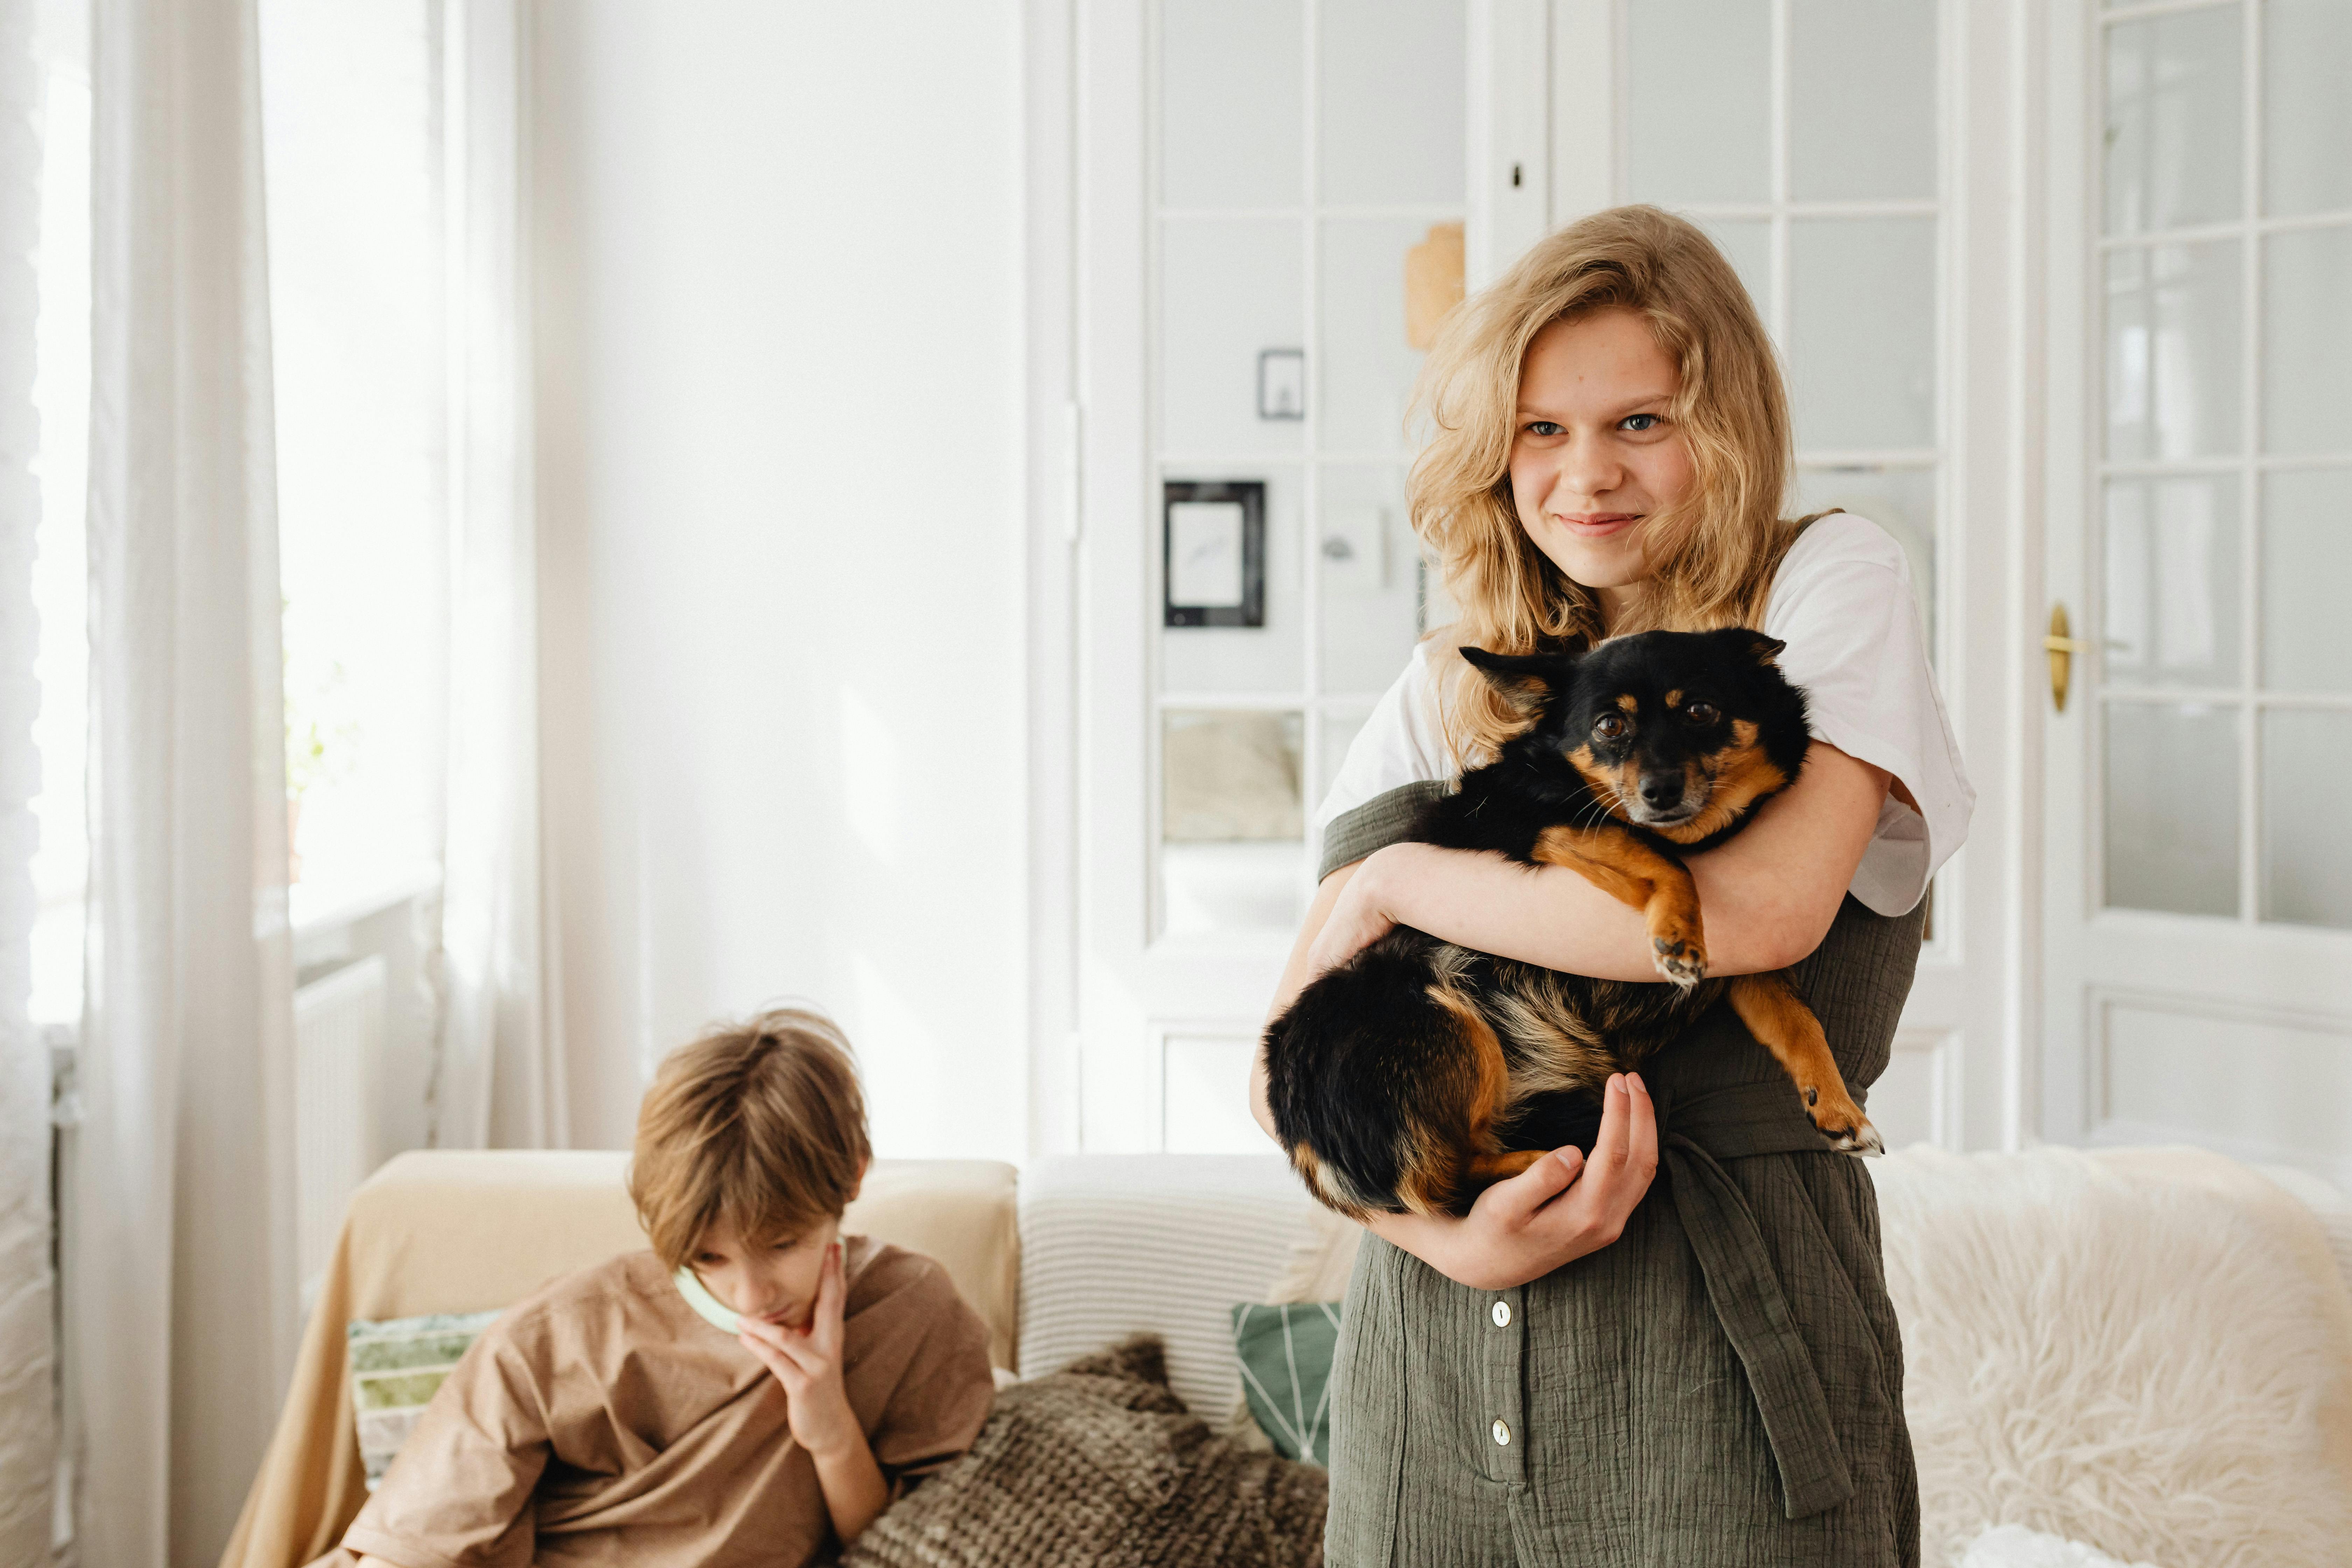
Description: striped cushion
xmin=1230 ymin=1302 xmax=1342 ymax=1465
xmin=348 ymin=1309 xmax=502 ymax=1489
xmin=1017 ymin=1154 xmax=1316 ymax=1420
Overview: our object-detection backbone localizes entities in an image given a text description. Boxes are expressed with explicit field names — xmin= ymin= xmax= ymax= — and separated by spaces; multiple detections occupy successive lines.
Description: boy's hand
xmin=737 ymin=1241 xmax=862 ymax=1459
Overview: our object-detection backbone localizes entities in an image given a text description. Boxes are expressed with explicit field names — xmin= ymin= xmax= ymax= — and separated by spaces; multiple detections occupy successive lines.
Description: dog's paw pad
xmin=1651 ymin=936 xmax=1707 ymax=987
xmin=1814 ymin=1105 xmax=1884 ymax=1157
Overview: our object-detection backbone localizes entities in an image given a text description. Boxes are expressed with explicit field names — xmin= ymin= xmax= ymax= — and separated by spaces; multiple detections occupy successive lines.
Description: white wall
xmin=531 ymin=3 xmax=1030 ymax=1155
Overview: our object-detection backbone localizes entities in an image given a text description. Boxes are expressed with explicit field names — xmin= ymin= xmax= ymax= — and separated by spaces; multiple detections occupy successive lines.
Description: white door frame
xmin=1026 ymin=0 xmax=2054 ymax=1158
xmin=2037 ymin=0 xmax=2352 ymax=1182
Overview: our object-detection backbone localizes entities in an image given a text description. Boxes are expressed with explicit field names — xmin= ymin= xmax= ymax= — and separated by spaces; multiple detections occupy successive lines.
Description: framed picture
xmin=1256 ymin=349 xmax=1305 ymax=420
xmin=1163 ymin=480 xmax=1265 ymax=629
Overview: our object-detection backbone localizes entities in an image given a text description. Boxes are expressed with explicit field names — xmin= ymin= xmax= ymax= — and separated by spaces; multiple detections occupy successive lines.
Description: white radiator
xmin=294 ymin=955 xmax=388 ymax=1301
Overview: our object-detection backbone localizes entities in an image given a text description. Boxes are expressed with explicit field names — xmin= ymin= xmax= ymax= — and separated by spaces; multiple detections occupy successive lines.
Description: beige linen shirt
xmin=310 ymin=1237 xmax=993 ymax=1568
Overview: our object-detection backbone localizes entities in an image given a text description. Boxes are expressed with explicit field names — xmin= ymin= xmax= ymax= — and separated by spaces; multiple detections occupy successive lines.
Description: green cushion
xmin=1230 ymin=1301 xmax=1342 ymax=1466
xmin=347 ymin=1309 xmax=501 ymax=1489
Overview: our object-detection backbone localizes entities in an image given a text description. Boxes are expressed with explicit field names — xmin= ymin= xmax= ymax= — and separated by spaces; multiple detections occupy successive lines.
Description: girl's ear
xmin=1460 ymin=645 xmax=1575 ymax=716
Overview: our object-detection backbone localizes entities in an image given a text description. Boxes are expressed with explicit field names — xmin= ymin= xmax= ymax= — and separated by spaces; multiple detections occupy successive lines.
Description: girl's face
xmin=1507 ymin=308 xmax=1696 ymax=615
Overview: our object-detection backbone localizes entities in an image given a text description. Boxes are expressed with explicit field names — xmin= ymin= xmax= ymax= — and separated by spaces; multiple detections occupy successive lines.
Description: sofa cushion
xmin=1230 ymin=1302 xmax=1341 ymax=1465
xmin=1017 ymin=1154 xmax=1314 ymax=1419
xmin=841 ymin=1337 xmax=1327 ymax=1568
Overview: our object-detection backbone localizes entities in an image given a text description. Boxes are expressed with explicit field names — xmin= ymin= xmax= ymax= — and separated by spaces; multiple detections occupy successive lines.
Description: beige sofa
xmin=221 ymin=1145 xmax=2352 ymax=1568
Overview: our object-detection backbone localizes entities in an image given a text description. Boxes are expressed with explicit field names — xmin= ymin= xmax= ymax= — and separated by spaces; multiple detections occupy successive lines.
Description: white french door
xmin=1059 ymin=0 xmax=2032 ymax=1156
xmin=2042 ymin=0 xmax=2352 ymax=1184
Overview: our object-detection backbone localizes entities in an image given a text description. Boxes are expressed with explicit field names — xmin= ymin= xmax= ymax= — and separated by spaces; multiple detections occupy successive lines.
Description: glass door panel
xmin=2261 ymin=224 xmax=2352 ymax=456
xmin=2261 ymin=469 xmax=2352 ymax=693
xmin=2101 ymin=476 xmax=2239 ymax=689
xmin=1624 ymin=0 xmax=1771 ymax=204
xmin=2102 ymin=6 xmax=2242 ymax=237
xmin=2261 ymin=709 xmax=2352 ymax=928
xmin=1316 ymin=0 xmax=1464 ymax=206
xmin=1314 ymin=462 xmax=1418 ymax=696
xmin=1158 ymin=219 xmax=1304 ymax=457
xmin=1160 ymin=0 xmax=1303 ymax=209
xmin=1787 ymin=0 xmax=1937 ymax=202
xmin=2101 ymin=240 xmax=2241 ymax=462
xmin=2103 ymin=702 xmax=2240 ymax=917
xmin=2264 ymin=0 xmax=2352 ymax=216
xmin=1787 ymin=218 xmax=1938 ymax=451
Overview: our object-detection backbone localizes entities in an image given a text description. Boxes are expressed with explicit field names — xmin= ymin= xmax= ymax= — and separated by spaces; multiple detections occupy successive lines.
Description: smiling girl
xmin=1256 ymin=207 xmax=1971 ymax=1564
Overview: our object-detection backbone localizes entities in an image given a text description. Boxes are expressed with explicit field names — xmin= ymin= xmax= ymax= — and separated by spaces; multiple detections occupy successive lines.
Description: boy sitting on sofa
xmin=313 ymin=1009 xmax=996 ymax=1568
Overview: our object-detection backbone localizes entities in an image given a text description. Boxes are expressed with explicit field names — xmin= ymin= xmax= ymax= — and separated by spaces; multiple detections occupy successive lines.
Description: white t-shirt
xmin=1315 ymin=512 xmax=1974 ymax=917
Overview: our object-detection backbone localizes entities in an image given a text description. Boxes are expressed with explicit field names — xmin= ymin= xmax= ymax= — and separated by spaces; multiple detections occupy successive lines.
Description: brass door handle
xmin=2045 ymin=603 xmax=2089 ymax=712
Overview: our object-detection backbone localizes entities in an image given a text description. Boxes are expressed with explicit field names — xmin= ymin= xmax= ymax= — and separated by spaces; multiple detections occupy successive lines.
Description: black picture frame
xmin=1162 ymin=480 xmax=1265 ymax=629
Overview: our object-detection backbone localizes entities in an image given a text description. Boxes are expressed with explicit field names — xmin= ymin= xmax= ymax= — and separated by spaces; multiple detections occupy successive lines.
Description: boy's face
xmin=690 ymin=1213 xmax=845 ymax=1330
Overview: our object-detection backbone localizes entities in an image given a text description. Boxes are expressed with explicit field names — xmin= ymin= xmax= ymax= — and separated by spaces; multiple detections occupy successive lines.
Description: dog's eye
xmin=1592 ymin=714 xmax=1629 ymax=741
xmin=1684 ymin=702 xmax=1720 ymax=726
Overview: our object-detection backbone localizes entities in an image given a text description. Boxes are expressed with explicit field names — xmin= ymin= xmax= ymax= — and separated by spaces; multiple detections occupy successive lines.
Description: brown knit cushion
xmin=841 ymin=1336 xmax=1328 ymax=1568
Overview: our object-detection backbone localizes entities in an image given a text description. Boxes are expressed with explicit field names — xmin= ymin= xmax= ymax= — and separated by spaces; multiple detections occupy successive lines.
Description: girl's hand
xmin=1303 ymin=846 xmax=1407 ymax=975
xmin=737 ymin=1241 xmax=862 ymax=1459
xmin=1369 ymin=1071 xmax=1660 ymax=1291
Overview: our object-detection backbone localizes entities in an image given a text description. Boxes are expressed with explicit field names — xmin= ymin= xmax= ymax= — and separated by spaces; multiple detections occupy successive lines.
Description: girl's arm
xmin=1308 ymin=742 xmax=1890 ymax=987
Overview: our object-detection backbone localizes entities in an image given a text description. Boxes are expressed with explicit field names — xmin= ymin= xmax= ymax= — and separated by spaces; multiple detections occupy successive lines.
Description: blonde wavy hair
xmin=1410 ymin=204 xmax=1807 ymax=766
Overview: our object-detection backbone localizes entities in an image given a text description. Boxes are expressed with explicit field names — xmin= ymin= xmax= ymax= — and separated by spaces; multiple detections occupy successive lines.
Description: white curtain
xmin=77 ymin=0 xmax=298 ymax=1563
xmin=435 ymin=0 xmax=565 ymax=1152
xmin=0 ymin=2 xmax=58 ymax=1558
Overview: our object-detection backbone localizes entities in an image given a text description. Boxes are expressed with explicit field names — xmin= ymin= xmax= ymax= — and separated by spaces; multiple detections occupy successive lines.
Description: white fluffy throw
xmin=1959 ymin=1524 xmax=2165 ymax=1568
xmin=1870 ymin=1145 xmax=2352 ymax=1568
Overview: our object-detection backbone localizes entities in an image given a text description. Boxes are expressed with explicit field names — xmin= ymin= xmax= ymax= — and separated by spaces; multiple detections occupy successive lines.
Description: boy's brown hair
xmin=629 ymin=1007 xmax=873 ymax=1270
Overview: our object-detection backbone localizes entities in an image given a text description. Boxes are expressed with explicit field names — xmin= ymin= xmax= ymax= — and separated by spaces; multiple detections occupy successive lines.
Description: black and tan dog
xmin=1263 ymin=627 xmax=1882 ymax=1219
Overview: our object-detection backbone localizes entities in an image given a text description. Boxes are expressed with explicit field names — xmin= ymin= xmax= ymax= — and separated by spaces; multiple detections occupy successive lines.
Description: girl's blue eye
xmin=1525 ymin=420 xmax=1563 ymax=437
xmin=1620 ymin=413 xmax=1659 ymax=432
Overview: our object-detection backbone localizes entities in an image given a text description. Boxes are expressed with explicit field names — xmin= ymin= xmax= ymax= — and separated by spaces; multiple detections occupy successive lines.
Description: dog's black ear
xmin=1459 ymin=645 xmax=1574 ymax=716
xmin=1745 ymin=633 xmax=1787 ymax=667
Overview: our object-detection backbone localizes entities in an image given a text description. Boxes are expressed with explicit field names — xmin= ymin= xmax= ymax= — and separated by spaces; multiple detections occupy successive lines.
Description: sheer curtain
xmin=0 ymin=5 xmax=58 ymax=1560
xmin=437 ymin=0 xmax=565 ymax=1153
xmin=77 ymin=1 xmax=299 ymax=1563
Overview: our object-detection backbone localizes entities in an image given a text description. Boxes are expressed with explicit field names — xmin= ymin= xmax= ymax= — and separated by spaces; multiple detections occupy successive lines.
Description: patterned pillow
xmin=348 ymin=1309 xmax=501 ymax=1488
xmin=1230 ymin=1301 xmax=1342 ymax=1466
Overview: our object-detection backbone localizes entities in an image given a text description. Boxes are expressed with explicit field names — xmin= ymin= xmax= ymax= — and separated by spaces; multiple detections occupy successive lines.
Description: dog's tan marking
xmin=1532 ymin=825 xmax=1707 ymax=983
xmin=1616 ymin=693 xmax=1639 ymax=712
xmin=1664 ymin=689 xmax=1682 ymax=708
xmin=1565 ymin=746 xmax=1633 ymax=821
xmin=1727 ymin=972 xmax=1881 ymax=1155
xmin=1384 ymin=984 xmax=1520 ymax=1216
xmin=1466 ymin=1150 xmax=1547 ymax=1182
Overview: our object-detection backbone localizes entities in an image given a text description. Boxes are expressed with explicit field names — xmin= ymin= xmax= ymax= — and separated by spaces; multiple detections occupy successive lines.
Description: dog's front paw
xmin=1651 ymin=930 xmax=1707 ymax=987
xmin=1805 ymin=1084 xmax=1884 ymax=1156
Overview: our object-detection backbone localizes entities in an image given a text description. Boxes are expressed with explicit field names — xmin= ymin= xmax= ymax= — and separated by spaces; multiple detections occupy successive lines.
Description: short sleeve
xmin=1764 ymin=513 xmax=1974 ymax=916
xmin=339 ymin=1318 xmax=551 ymax=1568
xmin=860 ymin=1255 xmax=997 ymax=1490
xmin=1313 ymin=643 xmax=1454 ymax=877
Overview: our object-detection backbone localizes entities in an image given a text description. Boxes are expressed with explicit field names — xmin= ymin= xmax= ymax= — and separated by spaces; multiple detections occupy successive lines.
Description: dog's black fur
xmin=1263 ymin=627 xmax=1878 ymax=1218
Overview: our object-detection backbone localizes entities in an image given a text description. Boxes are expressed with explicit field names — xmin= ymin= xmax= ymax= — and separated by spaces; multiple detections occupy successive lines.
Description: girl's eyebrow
xmin=1516 ymin=390 xmax=1677 ymax=418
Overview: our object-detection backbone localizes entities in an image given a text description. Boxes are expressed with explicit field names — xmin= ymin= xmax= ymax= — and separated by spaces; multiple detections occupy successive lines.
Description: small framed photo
xmin=1257 ymin=349 xmax=1305 ymax=420
xmin=1163 ymin=480 xmax=1265 ymax=629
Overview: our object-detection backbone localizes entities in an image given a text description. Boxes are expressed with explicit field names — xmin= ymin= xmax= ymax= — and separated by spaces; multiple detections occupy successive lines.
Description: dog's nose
xmin=1639 ymin=773 xmax=1684 ymax=810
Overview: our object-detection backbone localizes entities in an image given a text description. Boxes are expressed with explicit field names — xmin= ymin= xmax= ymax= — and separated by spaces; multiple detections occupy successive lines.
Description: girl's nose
xmin=1553 ymin=434 xmax=1624 ymax=503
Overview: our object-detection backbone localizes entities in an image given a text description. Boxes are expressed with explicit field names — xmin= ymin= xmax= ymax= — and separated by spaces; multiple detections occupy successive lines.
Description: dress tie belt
xmin=1538 ymin=1068 xmax=1858 ymax=1520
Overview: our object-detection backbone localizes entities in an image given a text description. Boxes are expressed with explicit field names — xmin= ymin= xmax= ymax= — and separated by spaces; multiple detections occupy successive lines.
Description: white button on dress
xmin=1490 ymin=1300 xmax=1511 ymax=1327
xmin=1491 ymin=1418 xmax=1511 ymax=1447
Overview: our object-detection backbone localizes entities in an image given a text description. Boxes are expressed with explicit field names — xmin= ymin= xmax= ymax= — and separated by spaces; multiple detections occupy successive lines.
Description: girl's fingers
xmin=1486 ymin=1144 xmax=1584 ymax=1225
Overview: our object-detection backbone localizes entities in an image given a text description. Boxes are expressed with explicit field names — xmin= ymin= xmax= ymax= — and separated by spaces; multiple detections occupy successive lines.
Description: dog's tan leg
xmin=1533 ymin=825 xmax=1708 ymax=985
xmin=1464 ymin=1150 xmax=1548 ymax=1182
xmin=1727 ymin=972 xmax=1883 ymax=1155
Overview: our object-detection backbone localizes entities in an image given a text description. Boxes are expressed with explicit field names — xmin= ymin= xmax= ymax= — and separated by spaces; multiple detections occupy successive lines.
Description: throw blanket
xmin=843 ymin=1338 xmax=1327 ymax=1568
xmin=1875 ymin=1144 xmax=2352 ymax=1568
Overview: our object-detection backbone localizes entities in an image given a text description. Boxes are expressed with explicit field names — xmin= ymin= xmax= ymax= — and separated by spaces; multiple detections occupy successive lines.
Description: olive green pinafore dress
xmin=1318 ymin=788 xmax=1926 ymax=1567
